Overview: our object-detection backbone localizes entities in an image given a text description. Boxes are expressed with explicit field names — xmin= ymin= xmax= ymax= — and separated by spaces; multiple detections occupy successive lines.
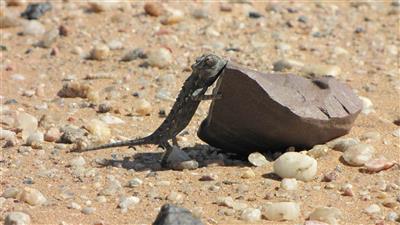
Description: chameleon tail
xmin=75 ymin=137 xmax=153 ymax=152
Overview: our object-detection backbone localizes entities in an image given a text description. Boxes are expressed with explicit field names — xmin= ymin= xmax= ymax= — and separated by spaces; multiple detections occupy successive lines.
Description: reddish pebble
xmin=59 ymin=25 xmax=68 ymax=36
xmin=220 ymin=3 xmax=232 ymax=12
xmin=322 ymin=171 xmax=337 ymax=182
xmin=365 ymin=157 xmax=396 ymax=172
xmin=44 ymin=127 xmax=61 ymax=142
xmin=342 ymin=187 xmax=354 ymax=197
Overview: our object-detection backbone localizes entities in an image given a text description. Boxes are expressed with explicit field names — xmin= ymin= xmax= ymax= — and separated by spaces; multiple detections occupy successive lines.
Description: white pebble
xmin=309 ymin=207 xmax=343 ymax=225
xmin=343 ymin=143 xmax=375 ymax=166
xmin=19 ymin=187 xmax=47 ymax=206
xmin=25 ymin=131 xmax=44 ymax=145
xmin=69 ymin=156 xmax=86 ymax=167
xmin=16 ymin=112 xmax=38 ymax=139
xmin=281 ymin=178 xmax=298 ymax=191
xmin=240 ymin=208 xmax=261 ymax=222
xmin=248 ymin=152 xmax=269 ymax=167
xmin=128 ymin=178 xmax=143 ymax=187
xmin=364 ymin=204 xmax=380 ymax=215
xmin=0 ymin=128 xmax=16 ymax=140
xmin=241 ymin=167 xmax=256 ymax=179
xmin=90 ymin=44 xmax=110 ymax=61
xmin=359 ymin=96 xmax=374 ymax=115
xmin=135 ymin=99 xmax=152 ymax=116
xmin=99 ymin=114 xmax=125 ymax=125
xmin=263 ymin=202 xmax=300 ymax=221
xmin=118 ymin=196 xmax=140 ymax=212
xmin=107 ymin=39 xmax=123 ymax=50
xmin=4 ymin=212 xmax=31 ymax=225
xmin=85 ymin=119 xmax=111 ymax=141
xmin=327 ymin=138 xmax=359 ymax=152
xmin=147 ymin=48 xmax=172 ymax=68
xmin=11 ymin=74 xmax=26 ymax=81
xmin=392 ymin=128 xmax=400 ymax=137
xmin=22 ymin=20 xmax=45 ymax=36
xmin=273 ymin=152 xmax=317 ymax=181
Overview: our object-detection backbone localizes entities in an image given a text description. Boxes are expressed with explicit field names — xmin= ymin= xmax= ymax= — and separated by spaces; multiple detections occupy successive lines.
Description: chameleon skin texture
xmin=198 ymin=62 xmax=362 ymax=154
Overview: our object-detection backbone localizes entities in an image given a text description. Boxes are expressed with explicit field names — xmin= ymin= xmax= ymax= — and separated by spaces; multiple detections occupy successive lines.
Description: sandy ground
xmin=0 ymin=1 xmax=399 ymax=225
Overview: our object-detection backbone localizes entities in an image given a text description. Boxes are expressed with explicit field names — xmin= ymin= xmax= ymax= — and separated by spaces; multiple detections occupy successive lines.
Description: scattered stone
xmin=60 ymin=125 xmax=86 ymax=144
xmin=36 ymin=28 xmax=58 ymax=48
xmin=118 ymin=196 xmax=140 ymax=212
xmin=327 ymin=138 xmax=359 ymax=152
xmin=273 ymin=152 xmax=317 ymax=181
xmin=69 ymin=156 xmax=86 ymax=167
xmin=57 ymin=81 xmax=93 ymax=98
xmin=89 ymin=44 xmax=110 ymax=61
xmin=199 ymin=174 xmax=218 ymax=181
xmin=135 ymin=99 xmax=152 ymax=116
xmin=153 ymin=204 xmax=203 ymax=225
xmin=144 ymin=2 xmax=164 ymax=17
xmin=386 ymin=212 xmax=399 ymax=221
xmin=6 ymin=0 xmax=27 ymax=6
xmin=128 ymin=178 xmax=143 ymax=187
xmin=248 ymin=11 xmax=263 ymax=18
xmin=240 ymin=208 xmax=261 ymax=222
xmin=307 ymin=145 xmax=330 ymax=158
xmin=2 ymin=187 xmax=21 ymax=198
xmin=0 ymin=128 xmax=16 ymax=140
xmin=241 ymin=167 xmax=256 ymax=179
xmin=87 ymin=1 xmax=117 ymax=12
xmin=99 ymin=114 xmax=125 ymax=125
xmin=273 ymin=59 xmax=304 ymax=72
xmin=281 ymin=178 xmax=298 ymax=190
xmin=166 ymin=191 xmax=183 ymax=204
xmin=147 ymin=48 xmax=172 ymax=68
xmin=301 ymin=64 xmax=342 ymax=77
xmin=322 ymin=171 xmax=337 ymax=182
xmin=364 ymin=204 xmax=380 ymax=215
xmin=220 ymin=3 xmax=232 ymax=12
xmin=343 ymin=143 xmax=375 ymax=166
xmin=59 ymin=25 xmax=68 ymax=36
xmin=98 ymin=103 xmax=112 ymax=113
xmin=44 ymin=127 xmax=61 ymax=142
xmin=172 ymin=160 xmax=199 ymax=170
xmin=120 ymin=48 xmax=146 ymax=62
xmin=198 ymin=62 xmax=362 ymax=154
xmin=11 ymin=74 xmax=26 ymax=81
xmin=360 ymin=131 xmax=381 ymax=142
xmin=68 ymin=202 xmax=81 ymax=210
xmin=22 ymin=20 xmax=45 ymax=36
xmin=309 ymin=207 xmax=343 ymax=225
xmin=81 ymin=207 xmax=96 ymax=215
xmin=19 ymin=187 xmax=47 ymax=206
xmin=107 ymin=39 xmax=123 ymax=50
xmin=25 ymin=131 xmax=44 ymax=146
xmin=359 ymin=96 xmax=374 ymax=115
xmin=392 ymin=128 xmax=400 ymax=137
xmin=248 ymin=152 xmax=269 ymax=166
xmin=264 ymin=202 xmax=300 ymax=221
xmin=85 ymin=119 xmax=111 ymax=141
xmin=305 ymin=221 xmax=329 ymax=225
xmin=160 ymin=9 xmax=184 ymax=25
xmin=4 ymin=212 xmax=31 ymax=225
xmin=341 ymin=184 xmax=354 ymax=197
xmin=16 ymin=111 xmax=38 ymax=139
xmin=0 ymin=13 xmax=21 ymax=28
xmin=21 ymin=2 xmax=52 ymax=20
xmin=364 ymin=157 xmax=396 ymax=172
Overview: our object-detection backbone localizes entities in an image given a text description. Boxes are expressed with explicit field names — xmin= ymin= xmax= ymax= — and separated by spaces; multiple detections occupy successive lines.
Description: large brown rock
xmin=198 ymin=62 xmax=362 ymax=154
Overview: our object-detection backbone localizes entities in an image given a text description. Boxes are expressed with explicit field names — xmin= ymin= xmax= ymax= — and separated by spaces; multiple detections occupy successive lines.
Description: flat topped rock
xmin=198 ymin=62 xmax=362 ymax=154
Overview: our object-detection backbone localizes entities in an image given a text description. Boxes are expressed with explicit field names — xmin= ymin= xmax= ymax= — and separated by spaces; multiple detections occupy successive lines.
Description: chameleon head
xmin=191 ymin=54 xmax=227 ymax=85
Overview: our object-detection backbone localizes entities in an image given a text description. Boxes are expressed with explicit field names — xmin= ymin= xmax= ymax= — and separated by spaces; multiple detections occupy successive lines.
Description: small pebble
xmin=343 ymin=143 xmax=375 ymax=166
xmin=2 ymin=187 xmax=21 ymax=198
xmin=160 ymin=9 xmax=184 ymax=25
xmin=192 ymin=8 xmax=208 ymax=19
xmin=327 ymin=138 xmax=359 ymax=152
xmin=392 ymin=128 xmax=400 ymax=137
xmin=57 ymin=81 xmax=92 ymax=98
xmin=248 ymin=11 xmax=263 ymax=18
xmin=127 ymin=178 xmax=143 ymax=187
xmin=135 ymin=99 xmax=152 ymax=116
xmin=69 ymin=156 xmax=86 ymax=167
xmin=280 ymin=178 xmax=298 ymax=191
xmin=0 ymin=129 xmax=16 ymax=140
xmin=147 ymin=48 xmax=172 ymax=68
xmin=26 ymin=131 xmax=44 ymax=146
xmin=273 ymin=59 xmax=304 ymax=72
xmin=118 ymin=196 xmax=140 ymax=212
xmin=85 ymin=119 xmax=111 ymax=141
xmin=107 ymin=39 xmax=123 ymax=50
xmin=364 ymin=204 xmax=380 ymax=215
xmin=248 ymin=152 xmax=269 ymax=166
xmin=120 ymin=48 xmax=146 ymax=62
xmin=386 ymin=212 xmax=399 ymax=221
xmin=68 ymin=202 xmax=81 ymax=210
xmin=21 ymin=2 xmax=52 ymax=20
xmin=4 ymin=212 xmax=31 ymax=225
xmin=81 ymin=207 xmax=96 ymax=215
xmin=322 ymin=171 xmax=337 ymax=182
xmin=309 ymin=207 xmax=342 ymax=225
xmin=166 ymin=191 xmax=183 ymax=204
xmin=364 ymin=157 xmax=396 ymax=172
xmin=263 ymin=202 xmax=300 ymax=221
xmin=359 ymin=96 xmax=374 ymax=115
xmin=240 ymin=208 xmax=261 ymax=222
xmin=22 ymin=20 xmax=45 ymax=36
xmin=360 ymin=131 xmax=381 ymax=142
xmin=90 ymin=44 xmax=110 ymax=61
xmin=241 ymin=167 xmax=256 ymax=179
xmin=144 ymin=2 xmax=163 ymax=17
xmin=273 ymin=152 xmax=317 ymax=181
xmin=307 ymin=145 xmax=330 ymax=158
xmin=44 ymin=127 xmax=61 ymax=142
xmin=99 ymin=114 xmax=125 ymax=125
xmin=19 ymin=187 xmax=47 ymax=206
xmin=98 ymin=103 xmax=112 ymax=113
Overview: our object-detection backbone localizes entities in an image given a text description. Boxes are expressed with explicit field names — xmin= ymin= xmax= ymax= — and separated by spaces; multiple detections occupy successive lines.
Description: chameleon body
xmin=75 ymin=54 xmax=227 ymax=166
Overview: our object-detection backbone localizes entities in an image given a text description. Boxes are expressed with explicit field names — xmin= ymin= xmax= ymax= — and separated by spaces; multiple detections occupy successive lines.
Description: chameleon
xmin=73 ymin=54 xmax=227 ymax=166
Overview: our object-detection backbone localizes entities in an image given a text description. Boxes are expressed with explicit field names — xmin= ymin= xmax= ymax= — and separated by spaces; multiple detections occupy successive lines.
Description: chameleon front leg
xmin=159 ymin=141 xmax=173 ymax=167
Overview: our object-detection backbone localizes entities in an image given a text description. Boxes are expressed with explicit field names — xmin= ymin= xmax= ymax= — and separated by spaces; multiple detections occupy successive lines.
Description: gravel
xmin=147 ymin=48 xmax=173 ymax=68
xmin=364 ymin=204 xmax=381 ymax=215
xmin=280 ymin=178 xmax=298 ymax=190
xmin=309 ymin=207 xmax=343 ymax=225
xmin=263 ymin=202 xmax=300 ymax=221
xmin=342 ymin=143 xmax=375 ymax=166
xmin=19 ymin=187 xmax=47 ymax=206
xmin=240 ymin=208 xmax=261 ymax=222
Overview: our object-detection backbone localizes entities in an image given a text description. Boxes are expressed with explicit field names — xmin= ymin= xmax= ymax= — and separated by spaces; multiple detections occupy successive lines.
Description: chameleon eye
xmin=204 ymin=57 xmax=216 ymax=66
